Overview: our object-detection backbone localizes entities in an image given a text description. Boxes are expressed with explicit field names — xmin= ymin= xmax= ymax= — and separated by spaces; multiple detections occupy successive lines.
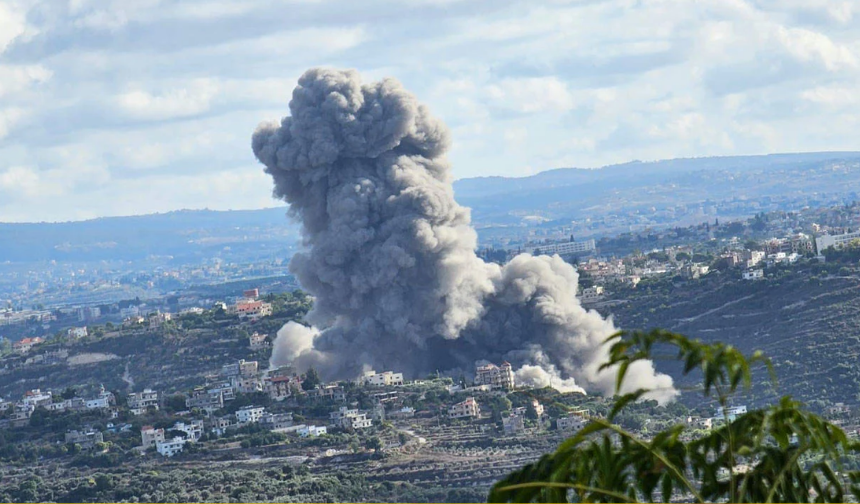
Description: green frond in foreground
xmin=489 ymin=329 xmax=860 ymax=503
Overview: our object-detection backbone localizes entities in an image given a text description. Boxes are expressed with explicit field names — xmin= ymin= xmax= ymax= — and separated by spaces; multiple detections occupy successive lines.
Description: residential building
xmin=715 ymin=405 xmax=747 ymax=422
xmin=579 ymin=285 xmax=605 ymax=304
xmin=306 ymin=384 xmax=346 ymax=402
xmin=531 ymin=399 xmax=544 ymax=418
xmin=816 ymin=230 xmax=860 ymax=253
xmin=148 ymin=312 xmax=172 ymax=330
xmin=156 ymin=437 xmax=186 ymax=457
xmin=503 ymin=413 xmax=525 ymax=434
xmin=475 ymin=361 xmax=515 ymax=390
xmin=141 ymin=426 xmax=165 ymax=449
xmin=209 ymin=416 xmax=236 ymax=436
xmin=266 ymin=375 xmax=298 ymax=401
xmin=362 ymin=370 xmax=405 ymax=387
xmin=233 ymin=299 xmax=273 ymax=319
xmin=298 ymin=425 xmax=327 ymax=437
xmin=329 ymin=406 xmax=373 ymax=429
xmin=743 ymin=269 xmax=764 ymax=280
xmin=448 ymin=397 xmax=481 ymax=419
xmin=13 ymin=337 xmax=43 ymax=353
xmin=186 ymin=388 xmax=224 ymax=412
xmin=127 ymin=389 xmax=159 ymax=415
xmin=67 ymin=327 xmax=88 ymax=339
xmin=532 ymin=239 xmax=596 ymax=256
xmin=687 ymin=416 xmax=713 ymax=430
xmin=249 ymin=332 xmax=268 ymax=350
xmin=557 ymin=415 xmax=587 ymax=431
xmin=260 ymin=412 xmax=294 ymax=431
xmin=232 ymin=375 xmax=263 ymax=394
xmin=236 ymin=405 xmax=265 ymax=424
xmin=21 ymin=389 xmax=53 ymax=407
xmin=172 ymin=420 xmax=204 ymax=441
xmin=64 ymin=429 xmax=104 ymax=450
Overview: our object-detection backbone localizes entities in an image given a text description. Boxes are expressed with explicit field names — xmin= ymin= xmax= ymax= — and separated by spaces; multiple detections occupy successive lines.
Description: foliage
xmin=490 ymin=329 xmax=860 ymax=503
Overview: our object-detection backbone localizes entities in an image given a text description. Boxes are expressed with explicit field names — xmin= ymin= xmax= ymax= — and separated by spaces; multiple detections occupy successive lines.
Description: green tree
xmin=490 ymin=329 xmax=860 ymax=503
xmin=302 ymin=367 xmax=322 ymax=391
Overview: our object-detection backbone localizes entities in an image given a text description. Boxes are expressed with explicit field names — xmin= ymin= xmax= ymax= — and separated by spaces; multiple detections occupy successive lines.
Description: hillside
xmin=5 ymin=152 xmax=860 ymax=266
xmin=602 ymin=261 xmax=860 ymax=407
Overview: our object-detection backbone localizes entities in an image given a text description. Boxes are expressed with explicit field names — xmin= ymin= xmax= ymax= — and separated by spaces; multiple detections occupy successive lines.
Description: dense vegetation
xmin=491 ymin=330 xmax=860 ymax=503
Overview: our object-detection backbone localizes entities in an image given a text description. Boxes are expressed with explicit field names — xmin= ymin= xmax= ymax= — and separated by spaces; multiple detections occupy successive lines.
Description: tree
xmin=490 ymin=329 xmax=860 ymax=503
xmin=302 ymin=367 xmax=322 ymax=391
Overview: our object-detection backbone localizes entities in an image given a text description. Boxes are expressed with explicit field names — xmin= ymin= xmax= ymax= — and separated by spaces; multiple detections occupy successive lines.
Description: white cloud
xmin=115 ymin=79 xmax=220 ymax=121
xmin=3 ymin=0 xmax=860 ymax=221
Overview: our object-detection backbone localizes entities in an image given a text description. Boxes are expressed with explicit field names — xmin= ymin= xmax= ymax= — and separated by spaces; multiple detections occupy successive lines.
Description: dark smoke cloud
xmin=253 ymin=68 xmax=676 ymax=403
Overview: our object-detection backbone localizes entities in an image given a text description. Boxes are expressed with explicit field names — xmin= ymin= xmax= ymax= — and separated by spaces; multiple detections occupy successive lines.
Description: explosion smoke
xmin=253 ymin=68 xmax=676 ymax=403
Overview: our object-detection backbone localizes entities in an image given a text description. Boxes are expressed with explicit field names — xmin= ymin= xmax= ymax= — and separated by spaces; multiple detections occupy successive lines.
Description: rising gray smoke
xmin=253 ymin=68 xmax=676 ymax=403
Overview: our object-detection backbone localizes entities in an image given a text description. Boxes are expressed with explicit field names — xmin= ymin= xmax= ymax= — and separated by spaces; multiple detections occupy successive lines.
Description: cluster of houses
xmin=0 ymin=385 xmax=117 ymax=427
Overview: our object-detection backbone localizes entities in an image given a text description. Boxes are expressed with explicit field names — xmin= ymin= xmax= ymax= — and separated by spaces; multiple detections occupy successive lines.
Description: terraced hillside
xmin=604 ymin=263 xmax=860 ymax=408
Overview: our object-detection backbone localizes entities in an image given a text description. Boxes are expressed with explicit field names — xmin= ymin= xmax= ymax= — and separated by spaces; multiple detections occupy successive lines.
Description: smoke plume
xmin=253 ymin=68 xmax=676 ymax=403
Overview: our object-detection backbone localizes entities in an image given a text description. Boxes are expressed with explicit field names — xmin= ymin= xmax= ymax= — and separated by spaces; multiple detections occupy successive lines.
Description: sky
xmin=0 ymin=0 xmax=859 ymax=222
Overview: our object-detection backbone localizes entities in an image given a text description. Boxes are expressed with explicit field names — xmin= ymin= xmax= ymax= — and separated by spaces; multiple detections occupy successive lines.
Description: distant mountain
xmin=0 ymin=207 xmax=301 ymax=264
xmin=4 ymin=152 xmax=860 ymax=264
xmin=452 ymin=151 xmax=860 ymax=225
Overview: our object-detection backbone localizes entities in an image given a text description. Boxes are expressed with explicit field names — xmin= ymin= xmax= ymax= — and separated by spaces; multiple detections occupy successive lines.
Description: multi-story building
xmin=579 ymin=286 xmax=605 ymax=304
xmin=557 ymin=415 xmax=587 ymax=431
xmin=260 ymin=412 xmax=294 ymax=431
xmin=209 ymin=416 xmax=236 ymax=436
xmin=156 ymin=437 xmax=186 ymax=457
xmin=306 ymin=384 xmax=346 ymax=402
xmin=329 ymin=406 xmax=373 ymax=429
xmin=816 ymin=230 xmax=860 ymax=253
xmin=362 ymin=370 xmax=405 ymax=387
xmin=475 ymin=361 xmax=515 ymax=390
xmin=249 ymin=332 xmax=268 ymax=350
xmin=236 ymin=406 xmax=265 ymax=424
xmin=531 ymin=239 xmax=596 ymax=257
xmin=265 ymin=375 xmax=298 ymax=401
xmin=148 ymin=312 xmax=172 ymax=330
xmin=13 ymin=337 xmax=43 ymax=353
xmin=65 ymin=429 xmax=104 ymax=450
xmin=128 ymin=389 xmax=159 ymax=415
xmin=715 ymin=405 xmax=747 ymax=421
xmin=233 ymin=300 xmax=273 ymax=319
xmin=503 ymin=413 xmax=525 ymax=434
xmin=172 ymin=420 xmax=204 ymax=441
xmin=186 ymin=388 xmax=224 ymax=412
xmin=232 ymin=375 xmax=263 ymax=394
xmin=67 ymin=327 xmax=88 ymax=339
xmin=141 ymin=426 xmax=165 ymax=449
xmin=21 ymin=389 xmax=53 ymax=407
xmin=448 ymin=397 xmax=481 ymax=419
xmin=298 ymin=425 xmax=327 ymax=437
xmin=743 ymin=269 xmax=764 ymax=280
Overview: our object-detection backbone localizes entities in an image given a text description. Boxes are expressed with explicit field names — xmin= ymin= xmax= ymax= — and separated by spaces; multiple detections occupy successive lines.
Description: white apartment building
xmin=236 ymin=405 xmax=265 ymax=424
xmin=532 ymin=239 xmax=596 ymax=256
xmin=816 ymin=231 xmax=860 ymax=253
xmin=21 ymin=389 xmax=53 ymax=407
xmin=298 ymin=425 xmax=328 ymax=437
xmin=156 ymin=437 xmax=186 ymax=457
xmin=141 ymin=426 xmax=165 ymax=449
xmin=716 ymin=405 xmax=747 ymax=421
xmin=67 ymin=327 xmax=88 ymax=339
xmin=362 ymin=370 xmax=405 ymax=387
xmin=448 ymin=397 xmax=481 ymax=419
xmin=743 ymin=269 xmax=764 ymax=280
xmin=475 ymin=361 xmax=515 ymax=391
xmin=172 ymin=420 xmax=204 ymax=441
